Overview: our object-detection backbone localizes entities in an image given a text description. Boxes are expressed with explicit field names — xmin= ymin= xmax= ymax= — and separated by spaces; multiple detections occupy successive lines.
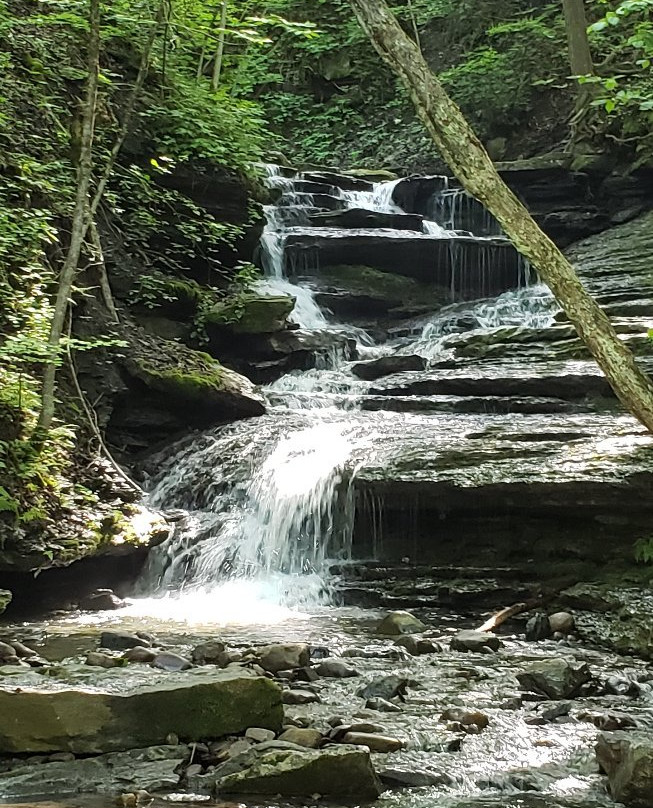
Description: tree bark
xmin=211 ymin=0 xmax=229 ymax=91
xmin=37 ymin=0 xmax=101 ymax=433
xmin=348 ymin=0 xmax=653 ymax=433
xmin=563 ymin=0 xmax=595 ymax=110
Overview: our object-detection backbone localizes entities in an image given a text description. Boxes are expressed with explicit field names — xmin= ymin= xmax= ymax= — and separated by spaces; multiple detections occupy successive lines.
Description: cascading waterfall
xmin=137 ymin=163 xmax=550 ymax=618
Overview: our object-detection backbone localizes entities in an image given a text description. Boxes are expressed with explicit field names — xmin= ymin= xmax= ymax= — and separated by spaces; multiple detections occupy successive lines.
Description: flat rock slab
xmin=0 ymin=668 xmax=282 ymax=754
xmin=0 ymin=745 xmax=184 ymax=799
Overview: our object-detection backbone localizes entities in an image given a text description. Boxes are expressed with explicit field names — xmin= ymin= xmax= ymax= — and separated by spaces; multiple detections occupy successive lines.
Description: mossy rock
xmin=205 ymin=293 xmax=295 ymax=334
xmin=124 ymin=339 xmax=265 ymax=419
xmin=320 ymin=265 xmax=443 ymax=309
xmin=132 ymin=274 xmax=207 ymax=319
xmin=0 ymin=668 xmax=283 ymax=754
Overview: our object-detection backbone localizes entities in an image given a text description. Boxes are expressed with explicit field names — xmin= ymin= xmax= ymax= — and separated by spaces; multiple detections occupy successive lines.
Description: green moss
xmin=131 ymin=357 xmax=224 ymax=402
xmin=206 ymin=293 xmax=295 ymax=334
xmin=321 ymin=265 xmax=444 ymax=307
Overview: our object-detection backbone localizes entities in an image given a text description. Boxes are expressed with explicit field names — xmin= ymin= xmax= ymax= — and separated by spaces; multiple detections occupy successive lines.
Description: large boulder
xmin=191 ymin=742 xmax=383 ymax=799
xmin=0 ymin=745 xmax=185 ymax=799
xmin=596 ymin=731 xmax=653 ymax=807
xmin=517 ymin=658 xmax=591 ymax=699
xmin=123 ymin=346 xmax=265 ymax=424
xmin=0 ymin=668 xmax=283 ymax=754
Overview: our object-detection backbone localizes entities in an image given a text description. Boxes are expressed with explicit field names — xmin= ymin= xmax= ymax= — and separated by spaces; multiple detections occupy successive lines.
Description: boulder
xmin=124 ymin=352 xmax=265 ymax=423
xmin=0 ymin=668 xmax=283 ymax=754
xmin=245 ymin=727 xmax=276 ymax=743
xmin=282 ymin=689 xmax=321 ymax=705
xmin=376 ymin=610 xmax=426 ymax=636
xmin=548 ymin=612 xmax=575 ymax=634
xmin=314 ymin=659 xmax=359 ymax=678
xmin=100 ymin=631 xmax=151 ymax=651
xmin=191 ymin=641 xmax=228 ymax=666
xmin=352 ymin=355 xmax=427 ymax=381
xmin=450 ymin=630 xmax=501 ymax=652
xmin=195 ymin=743 xmax=382 ymax=799
xmin=258 ymin=643 xmax=309 ymax=673
xmin=0 ymin=589 xmax=12 ymax=614
xmin=86 ymin=651 xmax=123 ymax=669
xmin=151 ymin=652 xmax=192 ymax=672
xmin=596 ymin=731 xmax=653 ymax=807
xmin=517 ymin=658 xmax=591 ymax=699
xmin=0 ymin=745 xmax=186 ymax=799
xmin=123 ymin=646 xmax=157 ymax=664
xmin=526 ymin=613 xmax=552 ymax=642
xmin=205 ymin=293 xmax=295 ymax=335
xmin=278 ymin=728 xmax=323 ymax=748
xmin=357 ymin=675 xmax=409 ymax=701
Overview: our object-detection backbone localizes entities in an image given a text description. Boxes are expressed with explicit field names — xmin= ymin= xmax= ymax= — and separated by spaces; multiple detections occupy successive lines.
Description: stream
xmin=1 ymin=166 xmax=652 ymax=808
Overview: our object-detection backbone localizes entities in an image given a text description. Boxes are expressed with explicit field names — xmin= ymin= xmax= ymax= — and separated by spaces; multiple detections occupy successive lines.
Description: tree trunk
xmin=211 ymin=0 xmax=229 ymax=91
xmin=348 ymin=0 xmax=653 ymax=433
xmin=562 ymin=0 xmax=595 ymax=110
xmin=37 ymin=0 xmax=101 ymax=434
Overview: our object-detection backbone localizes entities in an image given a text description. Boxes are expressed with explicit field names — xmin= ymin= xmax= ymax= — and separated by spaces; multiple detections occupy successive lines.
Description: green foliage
xmin=634 ymin=535 xmax=653 ymax=564
xmin=585 ymin=0 xmax=653 ymax=161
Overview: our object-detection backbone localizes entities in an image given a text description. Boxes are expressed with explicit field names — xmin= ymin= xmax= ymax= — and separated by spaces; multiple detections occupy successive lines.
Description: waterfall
xmin=136 ymin=163 xmax=544 ymax=620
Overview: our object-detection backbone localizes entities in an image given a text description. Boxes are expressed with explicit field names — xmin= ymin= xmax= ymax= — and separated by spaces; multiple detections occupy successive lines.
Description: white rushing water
xmin=134 ymin=164 xmax=551 ymax=622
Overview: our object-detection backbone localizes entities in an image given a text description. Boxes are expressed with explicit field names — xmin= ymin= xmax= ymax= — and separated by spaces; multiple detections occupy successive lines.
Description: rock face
xmin=0 ymin=669 xmax=283 ymax=754
xmin=517 ymin=658 xmax=591 ymax=699
xmin=0 ymin=589 xmax=11 ymax=614
xmin=193 ymin=743 xmax=382 ymax=799
xmin=596 ymin=731 xmax=653 ymax=808
xmin=0 ymin=745 xmax=185 ymax=799
xmin=352 ymin=355 xmax=427 ymax=381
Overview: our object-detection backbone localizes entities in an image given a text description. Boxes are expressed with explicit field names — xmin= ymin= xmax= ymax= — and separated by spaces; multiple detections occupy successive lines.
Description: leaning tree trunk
xmin=348 ymin=0 xmax=653 ymax=433
xmin=37 ymin=0 xmax=101 ymax=434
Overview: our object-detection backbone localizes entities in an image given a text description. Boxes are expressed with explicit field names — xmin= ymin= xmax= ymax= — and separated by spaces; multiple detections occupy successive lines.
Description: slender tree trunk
xmin=37 ymin=0 xmax=101 ymax=433
xmin=211 ymin=0 xmax=229 ymax=91
xmin=562 ymin=0 xmax=595 ymax=111
xmin=37 ymin=1 xmax=164 ymax=434
xmin=348 ymin=0 xmax=653 ymax=433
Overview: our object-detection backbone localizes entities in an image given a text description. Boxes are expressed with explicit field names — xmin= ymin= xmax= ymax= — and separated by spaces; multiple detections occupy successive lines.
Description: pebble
xmin=342 ymin=732 xmax=404 ymax=752
xmin=366 ymin=697 xmax=402 ymax=713
xmin=86 ymin=651 xmax=122 ymax=669
xmin=245 ymin=727 xmax=276 ymax=743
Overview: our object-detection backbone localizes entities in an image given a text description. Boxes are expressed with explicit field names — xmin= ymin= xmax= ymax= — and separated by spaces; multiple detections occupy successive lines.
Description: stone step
xmin=284 ymin=232 xmax=529 ymax=298
xmin=302 ymin=171 xmax=374 ymax=192
xmin=359 ymin=394 xmax=602 ymax=415
xmin=369 ymin=371 xmax=614 ymax=400
xmin=293 ymin=180 xmax=340 ymax=196
xmin=307 ymin=208 xmax=424 ymax=232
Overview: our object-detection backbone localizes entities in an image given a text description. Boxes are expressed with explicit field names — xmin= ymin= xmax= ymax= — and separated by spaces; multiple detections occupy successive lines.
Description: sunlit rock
xmin=517 ymin=658 xmax=591 ymax=699
xmin=0 ymin=668 xmax=283 ymax=753
xmin=597 ymin=731 xmax=653 ymax=808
